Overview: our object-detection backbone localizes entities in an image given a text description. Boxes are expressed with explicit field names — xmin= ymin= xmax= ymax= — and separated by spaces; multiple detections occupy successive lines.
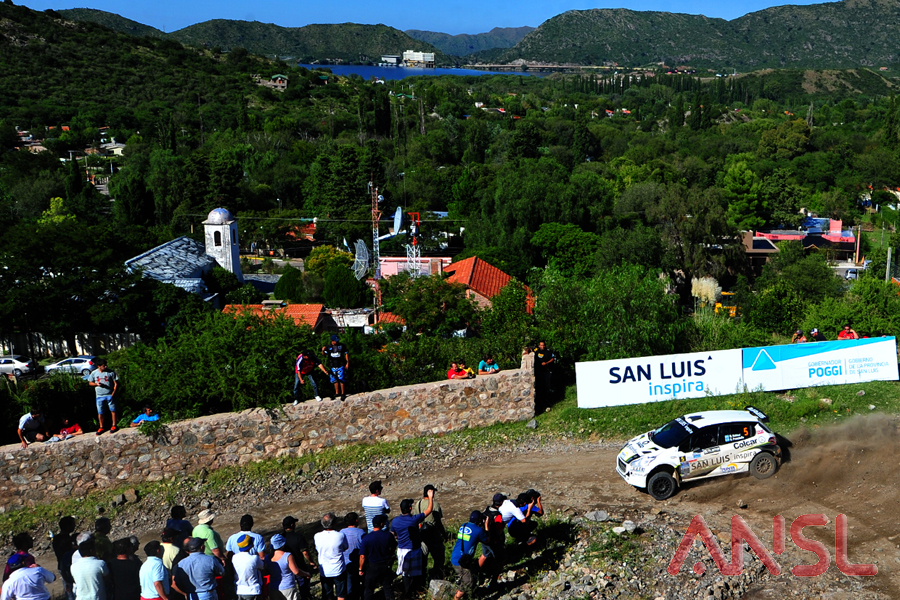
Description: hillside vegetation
xmin=56 ymin=8 xmax=447 ymax=64
xmin=406 ymin=26 xmax=534 ymax=56
xmin=495 ymin=0 xmax=900 ymax=69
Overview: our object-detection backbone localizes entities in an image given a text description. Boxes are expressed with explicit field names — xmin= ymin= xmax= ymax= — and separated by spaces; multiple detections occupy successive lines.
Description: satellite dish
xmin=353 ymin=240 xmax=370 ymax=281
xmin=377 ymin=194 xmax=385 ymax=203
xmin=392 ymin=207 xmax=403 ymax=234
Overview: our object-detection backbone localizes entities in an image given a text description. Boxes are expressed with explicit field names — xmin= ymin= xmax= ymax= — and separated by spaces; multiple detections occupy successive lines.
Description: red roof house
xmin=443 ymin=257 xmax=534 ymax=312
xmin=223 ymin=303 xmax=327 ymax=332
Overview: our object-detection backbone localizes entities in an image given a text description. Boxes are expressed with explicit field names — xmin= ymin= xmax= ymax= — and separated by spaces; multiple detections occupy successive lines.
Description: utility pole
xmin=886 ymin=247 xmax=892 ymax=282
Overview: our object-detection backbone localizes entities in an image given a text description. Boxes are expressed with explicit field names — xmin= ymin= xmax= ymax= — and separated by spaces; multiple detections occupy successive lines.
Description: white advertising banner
xmin=575 ymin=338 xmax=899 ymax=408
xmin=741 ymin=337 xmax=899 ymax=392
xmin=575 ymin=349 xmax=744 ymax=408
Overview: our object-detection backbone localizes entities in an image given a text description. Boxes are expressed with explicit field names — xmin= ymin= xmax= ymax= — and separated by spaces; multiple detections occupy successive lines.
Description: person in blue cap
xmin=322 ymin=336 xmax=350 ymax=401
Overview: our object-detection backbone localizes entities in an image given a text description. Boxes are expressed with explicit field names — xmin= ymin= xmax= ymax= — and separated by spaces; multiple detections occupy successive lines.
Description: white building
xmin=402 ymin=50 xmax=435 ymax=68
xmin=203 ymin=208 xmax=243 ymax=282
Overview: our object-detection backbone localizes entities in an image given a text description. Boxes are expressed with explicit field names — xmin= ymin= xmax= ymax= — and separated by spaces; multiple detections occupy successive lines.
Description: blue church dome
xmin=206 ymin=208 xmax=234 ymax=224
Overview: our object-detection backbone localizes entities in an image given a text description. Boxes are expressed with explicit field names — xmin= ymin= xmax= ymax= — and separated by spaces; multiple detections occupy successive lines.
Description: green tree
xmin=323 ymin=262 xmax=369 ymax=308
xmin=305 ymin=245 xmax=354 ymax=278
xmin=531 ymin=222 xmax=601 ymax=279
xmin=274 ymin=265 xmax=304 ymax=302
xmin=534 ymin=265 xmax=683 ymax=363
xmin=479 ymin=280 xmax=535 ymax=366
xmin=380 ymin=273 xmax=478 ymax=337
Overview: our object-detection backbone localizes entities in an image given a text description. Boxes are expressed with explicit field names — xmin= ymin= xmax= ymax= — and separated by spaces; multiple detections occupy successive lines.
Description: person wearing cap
xmin=361 ymin=482 xmax=390 ymax=533
xmin=791 ymin=330 xmax=807 ymax=344
xmin=172 ymin=539 xmax=223 ymax=600
xmin=497 ymin=494 xmax=537 ymax=546
xmin=449 ymin=512 xmax=490 ymax=600
xmin=226 ymin=516 xmax=265 ymax=560
xmin=16 ymin=409 xmax=49 ymax=449
xmin=1 ymin=553 xmax=55 ymax=600
xmin=191 ymin=512 xmax=225 ymax=563
xmin=313 ymin=514 xmax=348 ymax=600
xmin=358 ymin=515 xmax=395 ymax=600
xmin=139 ymin=541 xmax=169 ymax=600
xmin=412 ymin=486 xmax=445 ymax=580
xmin=231 ymin=536 xmax=263 ymax=600
xmin=322 ymin=336 xmax=350 ymax=401
xmin=268 ymin=534 xmax=311 ymax=600
xmin=3 ymin=534 xmax=35 ymax=581
xmin=389 ymin=489 xmax=433 ymax=599
xmin=809 ymin=328 xmax=826 ymax=342
xmin=279 ymin=518 xmax=315 ymax=600
xmin=70 ymin=537 xmax=110 ymax=600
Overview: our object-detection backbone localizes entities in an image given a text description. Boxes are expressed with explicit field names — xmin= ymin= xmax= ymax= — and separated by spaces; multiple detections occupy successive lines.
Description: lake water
xmin=297 ymin=64 xmax=538 ymax=80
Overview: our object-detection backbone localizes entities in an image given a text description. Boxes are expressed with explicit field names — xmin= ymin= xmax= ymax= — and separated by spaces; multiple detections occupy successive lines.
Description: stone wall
xmin=0 ymin=370 xmax=533 ymax=509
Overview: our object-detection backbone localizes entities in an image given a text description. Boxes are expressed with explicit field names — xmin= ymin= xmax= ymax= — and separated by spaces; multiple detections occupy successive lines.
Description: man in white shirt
xmin=1 ymin=556 xmax=55 ymax=600
xmin=231 ymin=536 xmax=263 ymax=600
xmin=313 ymin=514 xmax=348 ymax=600
xmin=138 ymin=541 xmax=169 ymax=600
xmin=70 ymin=538 xmax=110 ymax=600
xmin=361 ymin=481 xmax=390 ymax=531
xmin=497 ymin=494 xmax=537 ymax=546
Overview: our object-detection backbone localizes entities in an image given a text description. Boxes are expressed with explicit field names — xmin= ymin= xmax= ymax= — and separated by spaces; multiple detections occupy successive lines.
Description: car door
xmin=677 ymin=425 xmax=724 ymax=480
xmin=719 ymin=422 xmax=759 ymax=463
xmin=0 ymin=359 xmax=10 ymax=374
xmin=59 ymin=359 xmax=75 ymax=373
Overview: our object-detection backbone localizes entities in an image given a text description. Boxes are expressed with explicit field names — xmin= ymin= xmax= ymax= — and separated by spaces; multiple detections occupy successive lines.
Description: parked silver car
xmin=0 ymin=355 xmax=37 ymax=377
xmin=44 ymin=355 xmax=97 ymax=377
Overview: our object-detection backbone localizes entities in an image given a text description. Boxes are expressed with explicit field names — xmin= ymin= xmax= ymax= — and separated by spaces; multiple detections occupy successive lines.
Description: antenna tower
xmin=370 ymin=178 xmax=383 ymax=279
xmin=405 ymin=212 xmax=422 ymax=276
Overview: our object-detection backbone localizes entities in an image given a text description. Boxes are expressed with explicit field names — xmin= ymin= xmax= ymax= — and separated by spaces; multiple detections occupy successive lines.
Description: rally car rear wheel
xmin=647 ymin=471 xmax=677 ymax=500
xmin=750 ymin=452 xmax=777 ymax=479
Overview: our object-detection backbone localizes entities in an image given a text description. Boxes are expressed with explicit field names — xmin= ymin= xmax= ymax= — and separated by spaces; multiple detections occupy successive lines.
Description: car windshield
xmin=649 ymin=418 xmax=693 ymax=449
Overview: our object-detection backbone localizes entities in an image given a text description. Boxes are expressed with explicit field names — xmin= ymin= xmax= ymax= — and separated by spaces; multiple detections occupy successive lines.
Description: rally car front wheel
xmin=647 ymin=471 xmax=678 ymax=501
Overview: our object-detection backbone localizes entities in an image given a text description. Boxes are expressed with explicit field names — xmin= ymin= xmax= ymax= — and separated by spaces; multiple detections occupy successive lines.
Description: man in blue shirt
xmin=225 ymin=515 xmax=265 ymax=560
xmin=477 ymin=357 xmax=500 ymax=375
xmin=130 ymin=407 xmax=160 ymax=427
xmin=340 ymin=513 xmax=365 ymax=600
xmin=358 ymin=515 xmax=395 ymax=600
xmin=450 ymin=512 xmax=490 ymax=600
xmin=173 ymin=538 xmax=223 ymax=600
xmin=389 ymin=490 xmax=433 ymax=599
xmin=139 ymin=541 xmax=170 ymax=600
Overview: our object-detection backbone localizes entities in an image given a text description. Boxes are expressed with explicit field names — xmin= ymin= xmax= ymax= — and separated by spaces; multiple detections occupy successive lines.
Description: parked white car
xmin=0 ymin=355 xmax=37 ymax=377
xmin=616 ymin=406 xmax=781 ymax=500
xmin=44 ymin=355 xmax=96 ymax=377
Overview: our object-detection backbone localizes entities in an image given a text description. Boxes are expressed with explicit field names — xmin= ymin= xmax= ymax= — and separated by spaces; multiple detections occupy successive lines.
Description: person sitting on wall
xmin=791 ymin=330 xmax=807 ymax=344
xmin=130 ymin=407 xmax=160 ymax=427
xmin=837 ymin=323 xmax=859 ymax=340
xmin=47 ymin=416 xmax=83 ymax=443
xmin=459 ymin=362 xmax=476 ymax=378
xmin=809 ymin=328 xmax=826 ymax=342
xmin=478 ymin=356 xmax=500 ymax=375
xmin=447 ymin=363 xmax=472 ymax=380
xmin=17 ymin=409 xmax=49 ymax=449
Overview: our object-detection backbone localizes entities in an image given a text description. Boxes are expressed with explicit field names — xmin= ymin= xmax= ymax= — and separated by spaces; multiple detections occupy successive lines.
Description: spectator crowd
xmin=0 ymin=483 xmax=545 ymax=600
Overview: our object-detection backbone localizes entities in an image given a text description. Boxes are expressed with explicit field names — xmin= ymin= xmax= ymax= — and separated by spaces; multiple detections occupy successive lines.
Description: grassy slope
xmin=4 ymin=378 xmax=897 ymax=533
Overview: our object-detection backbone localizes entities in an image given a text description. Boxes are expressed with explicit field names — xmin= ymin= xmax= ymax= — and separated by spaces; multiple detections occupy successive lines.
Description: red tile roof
xmin=443 ymin=257 xmax=534 ymax=312
xmin=377 ymin=312 xmax=405 ymax=325
xmin=223 ymin=303 xmax=325 ymax=330
xmin=444 ymin=257 xmax=513 ymax=299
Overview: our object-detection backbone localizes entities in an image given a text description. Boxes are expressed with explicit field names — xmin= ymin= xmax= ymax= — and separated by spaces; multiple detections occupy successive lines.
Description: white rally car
xmin=616 ymin=406 xmax=781 ymax=500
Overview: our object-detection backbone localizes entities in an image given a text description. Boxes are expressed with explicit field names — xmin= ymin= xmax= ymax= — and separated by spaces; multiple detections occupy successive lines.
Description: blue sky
xmin=19 ymin=0 xmax=825 ymax=34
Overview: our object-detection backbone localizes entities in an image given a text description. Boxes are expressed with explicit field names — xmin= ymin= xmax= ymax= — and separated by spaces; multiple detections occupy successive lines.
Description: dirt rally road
xmin=35 ymin=415 xmax=900 ymax=598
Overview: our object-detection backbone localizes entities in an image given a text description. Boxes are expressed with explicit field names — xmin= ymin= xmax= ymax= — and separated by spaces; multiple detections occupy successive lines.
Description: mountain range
xmin=490 ymin=0 xmax=900 ymax=69
xmin=405 ymin=26 xmax=534 ymax=56
xmin=58 ymin=0 xmax=900 ymax=70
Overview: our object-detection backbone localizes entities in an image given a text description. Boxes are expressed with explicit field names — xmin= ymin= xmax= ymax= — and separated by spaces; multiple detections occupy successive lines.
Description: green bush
xmin=683 ymin=310 xmax=771 ymax=352
xmin=802 ymin=278 xmax=900 ymax=338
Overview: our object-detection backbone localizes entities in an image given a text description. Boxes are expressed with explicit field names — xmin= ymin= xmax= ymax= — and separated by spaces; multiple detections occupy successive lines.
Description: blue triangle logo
xmin=751 ymin=350 xmax=777 ymax=371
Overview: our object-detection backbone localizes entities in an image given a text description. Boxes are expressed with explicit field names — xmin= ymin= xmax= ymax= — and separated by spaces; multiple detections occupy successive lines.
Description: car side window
xmin=719 ymin=423 xmax=755 ymax=444
xmin=681 ymin=426 xmax=719 ymax=452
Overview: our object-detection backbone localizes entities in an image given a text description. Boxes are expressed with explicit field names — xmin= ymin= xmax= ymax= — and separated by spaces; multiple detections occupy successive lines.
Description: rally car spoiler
xmin=744 ymin=405 xmax=769 ymax=423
